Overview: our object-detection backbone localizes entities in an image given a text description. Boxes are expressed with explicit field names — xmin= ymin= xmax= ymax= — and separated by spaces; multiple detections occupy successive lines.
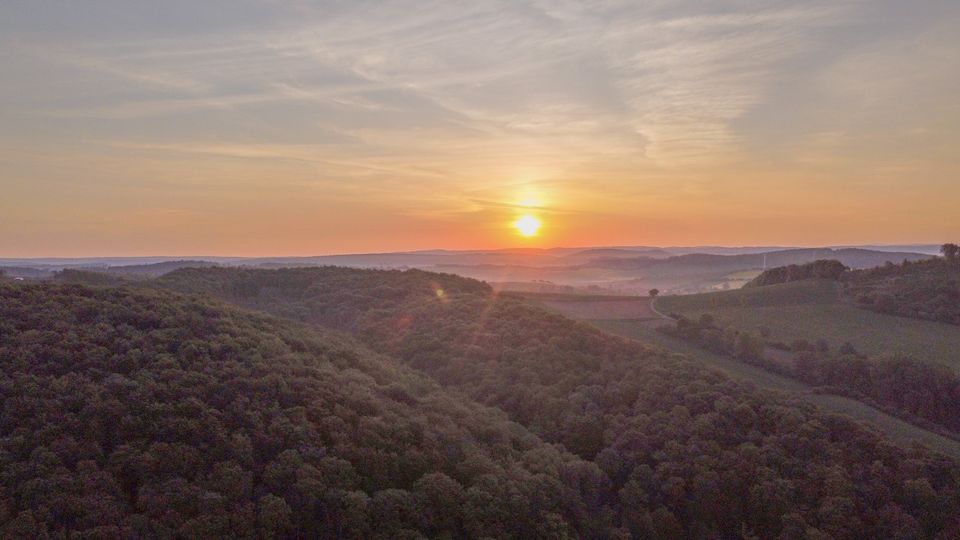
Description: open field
xmin=657 ymin=280 xmax=960 ymax=368
xmin=519 ymin=293 xmax=659 ymax=320
xmin=513 ymin=286 xmax=960 ymax=458
xmin=592 ymin=319 xmax=960 ymax=459
xmin=710 ymin=269 xmax=763 ymax=290
xmin=509 ymin=291 xmax=661 ymax=320
xmin=660 ymin=279 xmax=840 ymax=309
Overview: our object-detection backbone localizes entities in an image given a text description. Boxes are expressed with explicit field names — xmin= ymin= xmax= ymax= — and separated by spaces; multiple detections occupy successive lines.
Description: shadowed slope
xmin=0 ymin=282 xmax=603 ymax=539
xmin=156 ymin=266 xmax=960 ymax=538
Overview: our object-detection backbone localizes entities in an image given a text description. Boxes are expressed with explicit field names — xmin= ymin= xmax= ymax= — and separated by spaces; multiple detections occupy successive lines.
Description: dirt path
xmin=649 ymin=296 xmax=675 ymax=321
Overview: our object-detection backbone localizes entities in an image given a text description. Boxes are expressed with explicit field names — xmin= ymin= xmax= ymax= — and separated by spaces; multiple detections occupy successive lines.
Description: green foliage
xmin=846 ymin=257 xmax=960 ymax=325
xmin=53 ymin=268 xmax=129 ymax=287
xmin=790 ymin=352 xmax=960 ymax=432
xmin=657 ymin=280 xmax=960 ymax=367
xmin=745 ymin=260 xmax=848 ymax=288
xmin=154 ymin=266 xmax=960 ymax=537
xmin=593 ymin=319 xmax=960 ymax=458
xmin=0 ymin=283 xmax=599 ymax=538
xmin=663 ymin=315 xmax=764 ymax=362
xmin=662 ymin=315 xmax=960 ymax=435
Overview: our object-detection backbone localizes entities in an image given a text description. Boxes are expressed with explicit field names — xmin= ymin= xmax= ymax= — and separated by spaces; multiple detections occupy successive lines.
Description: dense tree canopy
xmin=155 ymin=267 xmax=960 ymax=537
xmin=746 ymin=260 xmax=849 ymax=288
xmin=0 ymin=283 xmax=609 ymax=538
xmin=846 ymin=257 xmax=960 ymax=325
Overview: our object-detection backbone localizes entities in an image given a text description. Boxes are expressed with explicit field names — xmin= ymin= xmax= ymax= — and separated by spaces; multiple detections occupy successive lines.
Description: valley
xmin=518 ymin=289 xmax=960 ymax=459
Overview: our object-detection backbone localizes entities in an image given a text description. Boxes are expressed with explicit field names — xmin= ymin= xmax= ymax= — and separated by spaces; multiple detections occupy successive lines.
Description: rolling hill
xmin=514 ymin=288 xmax=960 ymax=456
xmin=591 ymin=248 xmax=930 ymax=273
xmin=0 ymin=283 xmax=604 ymax=538
xmin=2 ymin=246 xmax=934 ymax=296
xmin=846 ymin=256 xmax=960 ymax=325
xmin=151 ymin=266 xmax=960 ymax=538
xmin=656 ymin=279 xmax=960 ymax=368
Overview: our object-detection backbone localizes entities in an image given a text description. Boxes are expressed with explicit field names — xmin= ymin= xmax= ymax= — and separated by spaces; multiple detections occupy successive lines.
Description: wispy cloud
xmin=1 ymin=0 xmax=958 ymax=254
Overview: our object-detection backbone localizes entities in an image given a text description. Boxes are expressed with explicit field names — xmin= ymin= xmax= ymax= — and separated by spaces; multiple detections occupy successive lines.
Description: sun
xmin=513 ymin=214 xmax=542 ymax=237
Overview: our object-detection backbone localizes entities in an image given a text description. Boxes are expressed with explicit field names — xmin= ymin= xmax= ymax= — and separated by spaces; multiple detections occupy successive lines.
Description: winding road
xmin=649 ymin=296 xmax=676 ymax=321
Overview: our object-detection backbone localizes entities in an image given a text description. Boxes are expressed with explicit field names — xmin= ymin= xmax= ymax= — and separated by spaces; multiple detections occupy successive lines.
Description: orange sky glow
xmin=1 ymin=1 xmax=958 ymax=257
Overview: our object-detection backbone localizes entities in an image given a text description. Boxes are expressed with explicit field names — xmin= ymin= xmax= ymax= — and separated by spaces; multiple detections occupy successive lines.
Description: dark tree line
xmin=845 ymin=250 xmax=960 ymax=325
xmin=745 ymin=260 xmax=849 ymax=288
xmin=663 ymin=314 xmax=960 ymax=436
xmin=791 ymin=351 xmax=960 ymax=433
xmin=53 ymin=268 xmax=129 ymax=287
xmin=942 ymin=244 xmax=959 ymax=261
xmin=153 ymin=266 xmax=960 ymax=538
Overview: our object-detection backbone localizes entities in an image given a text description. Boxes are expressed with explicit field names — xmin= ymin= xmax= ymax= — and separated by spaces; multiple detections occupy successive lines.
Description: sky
xmin=1 ymin=0 xmax=958 ymax=256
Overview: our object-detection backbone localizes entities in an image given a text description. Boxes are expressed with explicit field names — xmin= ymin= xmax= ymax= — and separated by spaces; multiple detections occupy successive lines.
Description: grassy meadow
xmin=657 ymin=280 xmax=960 ymax=368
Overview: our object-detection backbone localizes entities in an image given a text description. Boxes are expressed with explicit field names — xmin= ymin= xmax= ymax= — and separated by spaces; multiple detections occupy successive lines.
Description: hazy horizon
xmin=0 ymin=242 xmax=946 ymax=263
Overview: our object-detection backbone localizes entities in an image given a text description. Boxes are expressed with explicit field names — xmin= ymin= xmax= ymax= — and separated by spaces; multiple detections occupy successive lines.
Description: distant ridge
xmin=589 ymin=248 xmax=931 ymax=272
xmin=0 ymin=244 xmax=941 ymax=268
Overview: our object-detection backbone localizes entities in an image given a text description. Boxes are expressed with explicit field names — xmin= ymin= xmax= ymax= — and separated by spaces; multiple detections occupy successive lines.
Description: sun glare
xmin=513 ymin=214 xmax=542 ymax=237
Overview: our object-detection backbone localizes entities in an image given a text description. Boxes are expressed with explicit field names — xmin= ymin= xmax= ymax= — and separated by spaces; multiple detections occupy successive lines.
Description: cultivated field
xmin=536 ymin=296 xmax=659 ymax=320
xmin=657 ymin=280 xmax=960 ymax=368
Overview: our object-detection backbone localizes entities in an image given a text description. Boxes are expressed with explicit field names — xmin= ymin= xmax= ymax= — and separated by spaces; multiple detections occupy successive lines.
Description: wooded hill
xmin=149 ymin=266 xmax=960 ymax=538
xmin=744 ymin=260 xmax=848 ymax=288
xmin=743 ymin=246 xmax=960 ymax=326
xmin=0 ymin=283 xmax=606 ymax=538
xmin=846 ymin=255 xmax=960 ymax=325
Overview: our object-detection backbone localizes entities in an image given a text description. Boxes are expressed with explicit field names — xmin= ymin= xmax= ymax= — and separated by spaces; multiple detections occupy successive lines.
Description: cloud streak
xmin=1 ymin=0 xmax=958 ymax=255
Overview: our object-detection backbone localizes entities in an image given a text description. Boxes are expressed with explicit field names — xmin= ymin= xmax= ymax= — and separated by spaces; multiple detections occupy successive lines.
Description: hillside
xmin=657 ymin=279 xmax=960 ymax=367
xmin=846 ymin=257 xmax=960 ymax=325
xmin=517 ymin=289 xmax=960 ymax=452
xmin=591 ymin=319 xmax=960 ymax=458
xmin=0 ymin=283 xmax=605 ymax=538
xmin=98 ymin=260 xmax=221 ymax=278
xmin=155 ymin=266 xmax=960 ymax=537
xmin=590 ymin=248 xmax=929 ymax=273
xmin=744 ymin=260 xmax=848 ymax=287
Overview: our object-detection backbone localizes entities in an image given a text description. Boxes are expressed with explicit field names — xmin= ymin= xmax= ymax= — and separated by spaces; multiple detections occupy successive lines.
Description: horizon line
xmin=0 ymin=242 xmax=948 ymax=262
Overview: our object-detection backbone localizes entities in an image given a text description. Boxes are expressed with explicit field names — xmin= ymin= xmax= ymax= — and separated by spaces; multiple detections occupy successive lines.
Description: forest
xmin=744 ymin=246 xmax=960 ymax=326
xmin=2 ymin=268 xmax=960 ymax=536
xmin=745 ymin=260 xmax=849 ymax=288
xmin=846 ymin=247 xmax=960 ymax=325
xmin=1 ymin=282 xmax=612 ymax=538
xmin=148 ymin=266 xmax=960 ymax=538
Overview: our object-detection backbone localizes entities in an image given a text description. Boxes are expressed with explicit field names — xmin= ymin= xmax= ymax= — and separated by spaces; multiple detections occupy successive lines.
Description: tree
xmin=648 ymin=288 xmax=660 ymax=298
xmin=257 ymin=494 xmax=292 ymax=538
xmin=413 ymin=473 xmax=464 ymax=535
xmin=941 ymin=243 xmax=959 ymax=261
xmin=735 ymin=332 xmax=764 ymax=361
